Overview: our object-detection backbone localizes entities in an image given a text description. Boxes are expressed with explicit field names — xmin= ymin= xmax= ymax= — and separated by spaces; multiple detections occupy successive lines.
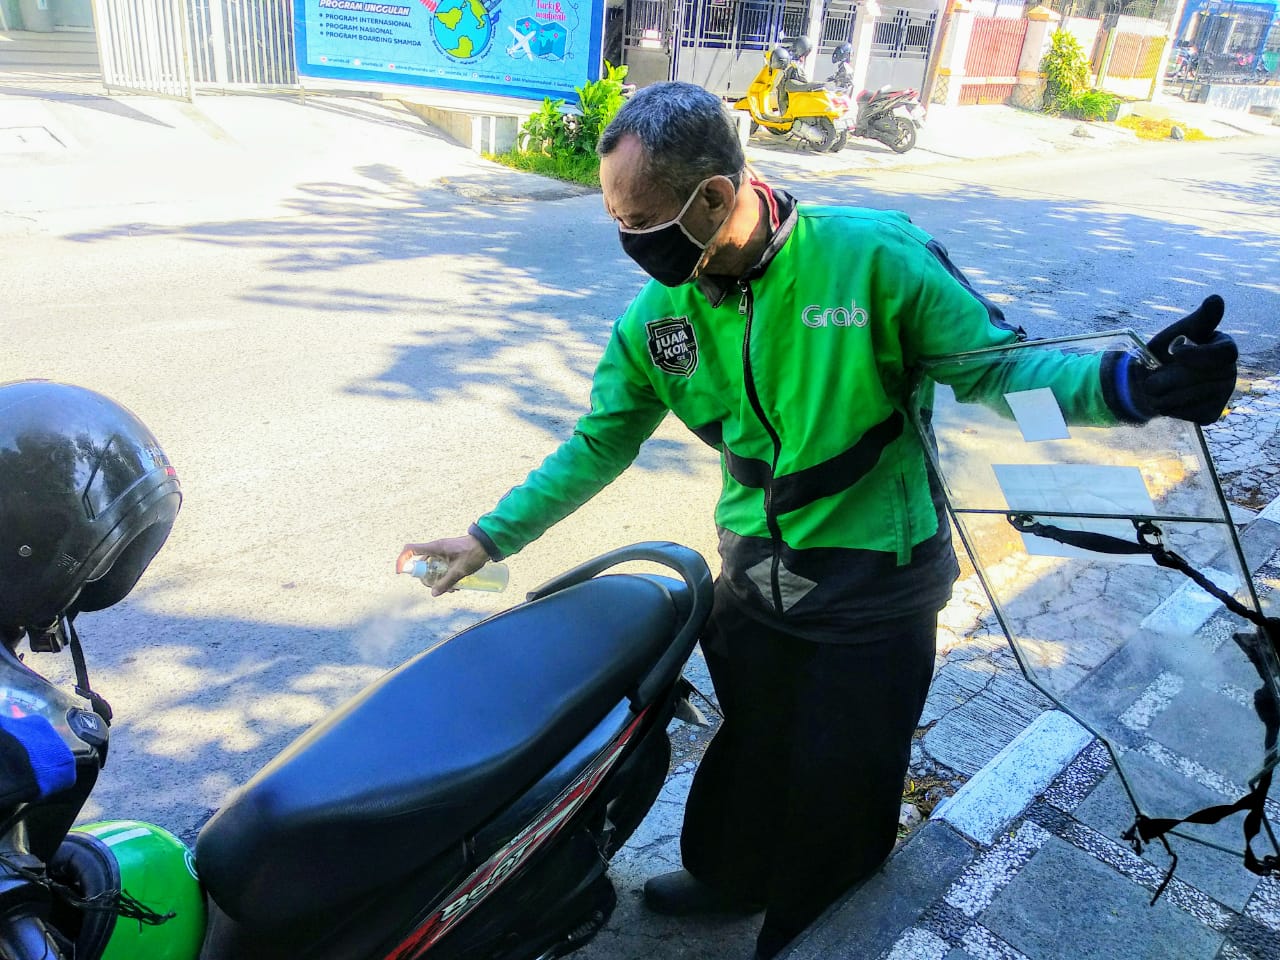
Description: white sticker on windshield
xmin=1005 ymin=388 xmax=1070 ymax=443
xmin=993 ymin=463 xmax=1157 ymax=564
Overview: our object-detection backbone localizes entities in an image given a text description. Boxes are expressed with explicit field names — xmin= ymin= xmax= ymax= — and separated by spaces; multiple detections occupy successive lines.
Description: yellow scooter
xmin=732 ymin=36 xmax=849 ymax=152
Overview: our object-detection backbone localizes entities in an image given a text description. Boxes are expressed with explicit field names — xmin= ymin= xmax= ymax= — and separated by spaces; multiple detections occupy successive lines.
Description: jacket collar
xmin=695 ymin=180 xmax=799 ymax=308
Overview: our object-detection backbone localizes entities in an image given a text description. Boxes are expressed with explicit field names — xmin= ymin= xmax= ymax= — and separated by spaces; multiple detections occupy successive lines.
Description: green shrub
xmin=1071 ymin=89 xmax=1120 ymax=121
xmin=1041 ymin=30 xmax=1090 ymax=115
xmin=490 ymin=147 xmax=603 ymax=186
xmin=520 ymin=96 xmax=574 ymax=155
xmin=498 ymin=61 xmax=630 ymax=183
xmin=575 ymin=60 xmax=630 ymax=150
xmin=1039 ymin=30 xmax=1119 ymax=120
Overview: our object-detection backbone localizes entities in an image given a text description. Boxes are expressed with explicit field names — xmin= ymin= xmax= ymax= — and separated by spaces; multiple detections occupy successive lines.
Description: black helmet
xmin=832 ymin=41 xmax=853 ymax=64
xmin=768 ymin=45 xmax=793 ymax=70
xmin=0 ymin=381 xmax=181 ymax=633
xmin=783 ymin=35 xmax=812 ymax=59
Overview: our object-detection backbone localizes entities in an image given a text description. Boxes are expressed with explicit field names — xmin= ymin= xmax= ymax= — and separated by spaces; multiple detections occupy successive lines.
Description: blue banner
xmin=295 ymin=0 xmax=605 ymax=102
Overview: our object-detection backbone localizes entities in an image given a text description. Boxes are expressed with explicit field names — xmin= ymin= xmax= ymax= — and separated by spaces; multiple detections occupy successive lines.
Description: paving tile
xmin=783 ymin=821 xmax=975 ymax=960
xmin=981 ymin=837 xmax=1225 ymax=960
xmin=1071 ymin=755 xmax=1261 ymax=911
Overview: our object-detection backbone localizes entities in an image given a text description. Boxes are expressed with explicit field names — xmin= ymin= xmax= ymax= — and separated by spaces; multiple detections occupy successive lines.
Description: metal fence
xmin=734 ymin=0 xmax=811 ymax=50
xmin=93 ymin=0 xmax=195 ymax=98
xmin=94 ymin=0 xmax=296 ymax=98
xmin=871 ymin=7 xmax=936 ymax=61
xmin=818 ymin=0 xmax=857 ymax=54
xmin=865 ymin=7 xmax=936 ymax=90
xmin=1103 ymin=30 xmax=1166 ymax=78
xmin=188 ymin=0 xmax=297 ymax=87
xmin=625 ymin=0 xmax=674 ymax=43
xmin=675 ymin=0 xmax=809 ymax=51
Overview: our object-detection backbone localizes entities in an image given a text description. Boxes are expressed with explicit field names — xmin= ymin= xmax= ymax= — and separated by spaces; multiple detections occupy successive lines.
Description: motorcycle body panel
xmin=850 ymin=86 xmax=924 ymax=153
xmin=201 ymin=698 xmax=674 ymax=960
xmin=734 ymin=48 xmax=848 ymax=149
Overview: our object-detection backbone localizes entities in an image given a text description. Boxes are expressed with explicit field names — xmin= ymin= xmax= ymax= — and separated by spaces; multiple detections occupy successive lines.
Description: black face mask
xmin=616 ymin=176 xmax=737 ymax=287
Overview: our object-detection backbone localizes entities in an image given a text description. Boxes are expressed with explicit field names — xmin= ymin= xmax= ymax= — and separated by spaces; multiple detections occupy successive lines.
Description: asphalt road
xmin=755 ymin=139 xmax=1280 ymax=379
xmin=1 ymin=103 xmax=1277 ymax=868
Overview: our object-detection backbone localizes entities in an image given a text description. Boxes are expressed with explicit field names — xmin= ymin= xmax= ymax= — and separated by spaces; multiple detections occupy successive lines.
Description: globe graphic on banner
xmin=432 ymin=0 xmax=494 ymax=60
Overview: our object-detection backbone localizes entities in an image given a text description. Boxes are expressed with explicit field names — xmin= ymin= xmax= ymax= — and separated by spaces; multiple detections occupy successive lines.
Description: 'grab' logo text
xmin=802 ymin=301 xmax=869 ymax=328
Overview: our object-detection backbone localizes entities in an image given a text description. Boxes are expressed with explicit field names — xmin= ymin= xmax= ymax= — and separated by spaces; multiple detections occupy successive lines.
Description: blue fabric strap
xmin=0 ymin=713 xmax=76 ymax=802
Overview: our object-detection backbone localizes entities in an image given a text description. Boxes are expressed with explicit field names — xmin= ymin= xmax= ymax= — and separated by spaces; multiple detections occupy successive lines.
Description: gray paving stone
xmin=781 ymin=821 xmax=975 ymax=960
xmin=1144 ymin=671 xmax=1272 ymax=790
xmin=1240 ymin=516 xmax=1280 ymax=573
xmin=1071 ymin=754 xmax=1261 ymax=911
xmin=981 ymin=837 xmax=1225 ymax=960
xmin=921 ymin=665 xmax=1051 ymax=778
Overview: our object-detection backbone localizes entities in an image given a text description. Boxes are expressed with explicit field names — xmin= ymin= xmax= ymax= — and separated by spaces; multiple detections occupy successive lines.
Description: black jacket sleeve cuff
xmin=468 ymin=523 xmax=505 ymax=562
xmin=1099 ymin=351 xmax=1150 ymax=424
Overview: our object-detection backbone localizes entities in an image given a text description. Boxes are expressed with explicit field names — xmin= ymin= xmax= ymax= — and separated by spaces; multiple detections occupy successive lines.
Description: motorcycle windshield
xmin=911 ymin=331 xmax=1280 ymax=870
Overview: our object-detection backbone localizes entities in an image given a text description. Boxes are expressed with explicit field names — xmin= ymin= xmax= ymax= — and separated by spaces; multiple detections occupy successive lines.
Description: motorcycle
xmin=0 ymin=384 xmax=714 ymax=960
xmin=733 ymin=36 xmax=850 ymax=152
xmin=825 ymin=41 xmax=925 ymax=154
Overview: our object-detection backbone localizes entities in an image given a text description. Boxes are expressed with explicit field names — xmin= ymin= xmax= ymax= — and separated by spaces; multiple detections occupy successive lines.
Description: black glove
xmin=1103 ymin=295 xmax=1238 ymax=425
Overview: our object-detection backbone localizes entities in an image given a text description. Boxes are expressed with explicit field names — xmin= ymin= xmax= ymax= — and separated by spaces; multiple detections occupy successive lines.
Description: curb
xmin=932 ymin=710 xmax=1093 ymax=846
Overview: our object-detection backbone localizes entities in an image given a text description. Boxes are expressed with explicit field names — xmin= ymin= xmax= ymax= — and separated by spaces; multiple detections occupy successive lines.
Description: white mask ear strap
xmin=686 ymin=176 xmax=740 ymax=271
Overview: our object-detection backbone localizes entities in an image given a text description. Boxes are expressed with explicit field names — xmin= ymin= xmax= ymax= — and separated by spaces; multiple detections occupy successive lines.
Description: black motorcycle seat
xmin=195 ymin=575 xmax=680 ymax=929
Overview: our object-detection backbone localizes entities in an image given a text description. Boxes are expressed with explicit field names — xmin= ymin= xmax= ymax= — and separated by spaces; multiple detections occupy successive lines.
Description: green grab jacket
xmin=472 ymin=194 xmax=1120 ymax=638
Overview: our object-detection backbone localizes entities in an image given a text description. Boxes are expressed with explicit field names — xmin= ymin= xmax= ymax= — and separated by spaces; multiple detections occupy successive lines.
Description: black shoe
xmin=642 ymin=870 xmax=764 ymax=917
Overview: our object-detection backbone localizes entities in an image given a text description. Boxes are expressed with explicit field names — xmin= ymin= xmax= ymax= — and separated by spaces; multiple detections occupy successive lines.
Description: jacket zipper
xmin=738 ymin=280 xmax=786 ymax=613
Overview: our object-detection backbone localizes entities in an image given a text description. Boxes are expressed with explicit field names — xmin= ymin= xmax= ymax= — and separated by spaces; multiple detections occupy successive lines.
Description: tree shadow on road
xmin=779 ymin=164 xmax=1280 ymax=378
xmin=62 ymin=154 xmax=1280 ymax=433
xmin=1161 ymin=150 xmax=1280 ymax=221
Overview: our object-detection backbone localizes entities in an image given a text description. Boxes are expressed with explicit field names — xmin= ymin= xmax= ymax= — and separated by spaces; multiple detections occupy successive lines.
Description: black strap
xmin=65 ymin=615 xmax=113 ymax=727
xmin=1010 ymin=514 xmax=1156 ymax=556
xmin=1009 ymin=515 xmax=1280 ymax=885
xmin=1009 ymin=515 xmax=1277 ymax=638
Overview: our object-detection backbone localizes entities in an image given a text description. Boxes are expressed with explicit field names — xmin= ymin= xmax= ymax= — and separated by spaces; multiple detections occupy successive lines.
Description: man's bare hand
xmin=397 ymin=535 xmax=491 ymax=597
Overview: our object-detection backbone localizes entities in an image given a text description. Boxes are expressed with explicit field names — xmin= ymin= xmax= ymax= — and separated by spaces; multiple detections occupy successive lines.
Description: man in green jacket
xmin=399 ymin=82 xmax=1237 ymax=959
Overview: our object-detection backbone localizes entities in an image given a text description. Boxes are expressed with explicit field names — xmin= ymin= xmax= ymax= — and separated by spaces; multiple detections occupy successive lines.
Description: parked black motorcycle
xmin=0 ymin=380 xmax=714 ymax=960
xmin=826 ymin=40 xmax=926 ymax=153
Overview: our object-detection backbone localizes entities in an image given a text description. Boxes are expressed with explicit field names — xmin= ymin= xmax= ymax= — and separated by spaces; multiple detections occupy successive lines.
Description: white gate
xmin=187 ymin=0 xmax=298 ymax=89
xmin=92 ymin=0 xmax=296 ymax=99
xmin=92 ymin=0 xmax=195 ymax=99
xmin=866 ymin=6 xmax=936 ymax=91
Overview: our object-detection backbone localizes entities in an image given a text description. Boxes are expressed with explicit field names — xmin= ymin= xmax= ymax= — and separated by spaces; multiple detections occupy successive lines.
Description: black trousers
xmin=680 ymin=581 xmax=938 ymax=958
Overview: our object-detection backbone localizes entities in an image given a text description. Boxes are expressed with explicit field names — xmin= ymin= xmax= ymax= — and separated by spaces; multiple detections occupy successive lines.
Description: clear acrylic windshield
xmin=912 ymin=331 xmax=1279 ymax=867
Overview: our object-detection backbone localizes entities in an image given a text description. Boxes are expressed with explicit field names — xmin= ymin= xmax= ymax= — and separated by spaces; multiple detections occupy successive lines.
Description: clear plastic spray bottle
xmin=402 ymin=556 xmax=509 ymax=593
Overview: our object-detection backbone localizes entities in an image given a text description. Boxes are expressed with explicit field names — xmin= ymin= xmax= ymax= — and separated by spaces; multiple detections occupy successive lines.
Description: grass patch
xmin=487 ymin=149 xmax=601 ymax=186
xmin=1116 ymin=115 xmax=1210 ymax=141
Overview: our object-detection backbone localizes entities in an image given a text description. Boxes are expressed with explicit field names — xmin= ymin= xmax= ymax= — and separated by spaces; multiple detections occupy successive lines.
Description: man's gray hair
xmin=597 ymin=82 xmax=745 ymax=200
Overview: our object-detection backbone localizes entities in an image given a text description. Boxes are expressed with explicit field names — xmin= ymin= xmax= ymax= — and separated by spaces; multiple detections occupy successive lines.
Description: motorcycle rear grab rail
xmin=525 ymin=541 xmax=713 ymax=709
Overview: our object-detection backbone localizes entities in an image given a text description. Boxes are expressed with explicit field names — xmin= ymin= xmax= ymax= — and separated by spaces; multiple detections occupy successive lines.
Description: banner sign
xmin=295 ymin=0 xmax=605 ymax=102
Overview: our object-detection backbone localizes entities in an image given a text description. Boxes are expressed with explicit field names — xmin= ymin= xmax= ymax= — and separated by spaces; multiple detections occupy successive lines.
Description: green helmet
xmin=73 ymin=820 xmax=206 ymax=960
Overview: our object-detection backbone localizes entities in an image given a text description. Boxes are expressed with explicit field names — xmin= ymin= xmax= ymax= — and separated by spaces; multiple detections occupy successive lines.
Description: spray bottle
xmin=401 ymin=556 xmax=509 ymax=593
